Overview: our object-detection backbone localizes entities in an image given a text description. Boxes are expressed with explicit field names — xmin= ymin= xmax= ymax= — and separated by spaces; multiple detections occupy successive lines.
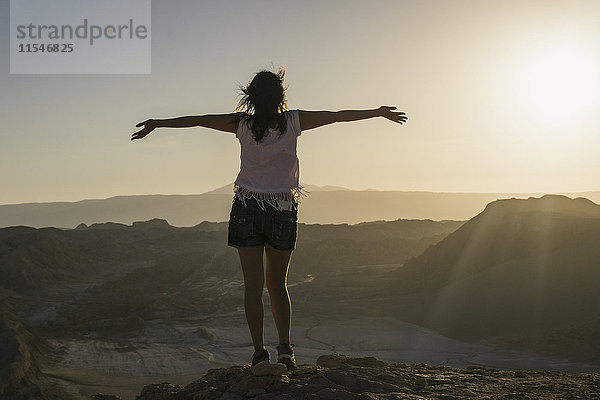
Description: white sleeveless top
xmin=233 ymin=110 xmax=307 ymax=210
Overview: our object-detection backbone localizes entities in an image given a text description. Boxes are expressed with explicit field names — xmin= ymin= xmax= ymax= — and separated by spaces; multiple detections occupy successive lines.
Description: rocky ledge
xmin=101 ymin=353 xmax=599 ymax=400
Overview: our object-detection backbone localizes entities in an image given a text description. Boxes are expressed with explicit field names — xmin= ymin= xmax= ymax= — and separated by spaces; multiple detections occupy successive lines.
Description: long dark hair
xmin=236 ymin=68 xmax=288 ymax=143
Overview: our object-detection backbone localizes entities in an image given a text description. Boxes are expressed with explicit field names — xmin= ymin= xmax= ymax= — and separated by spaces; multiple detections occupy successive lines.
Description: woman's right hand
xmin=378 ymin=106 xmax=408 ymax=125
xmin=131 ymin=119 xmax=159 ymax=140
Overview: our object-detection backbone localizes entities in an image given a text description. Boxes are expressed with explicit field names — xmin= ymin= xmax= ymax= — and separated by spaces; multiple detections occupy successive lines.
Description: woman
xmin=131 ymin=68 xmax=407 ymax=368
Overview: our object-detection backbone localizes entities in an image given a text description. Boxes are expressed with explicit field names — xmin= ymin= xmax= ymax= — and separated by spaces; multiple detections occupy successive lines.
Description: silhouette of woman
xmin=132 ymin=68 xmax=407 ymax=368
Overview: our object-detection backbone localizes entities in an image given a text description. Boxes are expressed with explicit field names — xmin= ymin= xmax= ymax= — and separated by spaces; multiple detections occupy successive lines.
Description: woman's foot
xmin=251 ymin=348 xmax=270 ymax=366
xmin=276 ymin=343 xmax=296 ymax=368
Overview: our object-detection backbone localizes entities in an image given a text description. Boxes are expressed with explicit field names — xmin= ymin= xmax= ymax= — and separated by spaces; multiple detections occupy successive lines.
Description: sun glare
xmin=513 ymin=42 xmax=600 ymax=126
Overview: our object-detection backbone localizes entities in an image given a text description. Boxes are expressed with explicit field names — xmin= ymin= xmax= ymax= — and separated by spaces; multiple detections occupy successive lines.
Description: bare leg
xmin=237 ymin=247 xmax=265 ymax=351
xmin=265 ymin=246 xmax=293 ymax=345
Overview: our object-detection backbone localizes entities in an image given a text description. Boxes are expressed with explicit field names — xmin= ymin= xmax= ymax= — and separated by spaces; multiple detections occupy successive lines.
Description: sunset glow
xmin=2 ymin=1 xmax=600 ymax=203
xmin=513 ymin=41 xmax=600 ymax=127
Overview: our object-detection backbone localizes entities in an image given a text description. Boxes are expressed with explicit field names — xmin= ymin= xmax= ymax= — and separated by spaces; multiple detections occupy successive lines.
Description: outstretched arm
xmin=299 ymin=106 xmax=408 ymax=131
xmin=131 ymin=113 xmax=239 ymax=140
xmin=298 ymin=106 xmax=407 ymax=131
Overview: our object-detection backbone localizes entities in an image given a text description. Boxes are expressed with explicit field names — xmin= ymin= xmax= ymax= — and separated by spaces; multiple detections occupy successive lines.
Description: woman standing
xmin=131 ymin=68 xmax=407 ymax=368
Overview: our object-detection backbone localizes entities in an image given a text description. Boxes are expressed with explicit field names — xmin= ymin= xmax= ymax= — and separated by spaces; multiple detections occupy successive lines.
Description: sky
xmin=2 ymin=0 xmax=600 ymax=204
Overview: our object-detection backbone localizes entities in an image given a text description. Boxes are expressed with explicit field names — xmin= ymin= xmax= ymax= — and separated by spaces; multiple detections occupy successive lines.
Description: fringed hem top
xmin=233 ymin=110 xmax=309 ymax=211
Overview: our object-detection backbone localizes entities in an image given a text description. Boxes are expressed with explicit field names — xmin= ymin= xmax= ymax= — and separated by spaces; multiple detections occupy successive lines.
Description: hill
xmin=386 ymin=195 xmax=600 ymax=364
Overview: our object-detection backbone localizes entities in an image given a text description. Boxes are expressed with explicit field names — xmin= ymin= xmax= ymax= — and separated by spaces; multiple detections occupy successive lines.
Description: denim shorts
xmin=227 ymin=196 xmax=298 ymax=251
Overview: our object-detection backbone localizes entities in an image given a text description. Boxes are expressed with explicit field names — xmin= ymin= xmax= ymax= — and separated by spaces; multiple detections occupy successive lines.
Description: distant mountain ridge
xmin=3 ymin=182 xmax=599 ymax=228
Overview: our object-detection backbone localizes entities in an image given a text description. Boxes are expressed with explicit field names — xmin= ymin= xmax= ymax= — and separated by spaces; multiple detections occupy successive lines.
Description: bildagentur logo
xmin=10 ymin=0 xmax=151 ymax=74
xmin=15 ymin=18 xmax=148 ymax=46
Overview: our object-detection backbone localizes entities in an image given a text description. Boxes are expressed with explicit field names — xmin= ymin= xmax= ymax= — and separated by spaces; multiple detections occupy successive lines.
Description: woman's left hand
xmin=378 ymin=106 xmax=408 ymax=125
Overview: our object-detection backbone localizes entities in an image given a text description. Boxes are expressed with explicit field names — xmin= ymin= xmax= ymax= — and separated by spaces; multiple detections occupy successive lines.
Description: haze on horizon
xmin=1 ymin=0 xmax=600 ymax=204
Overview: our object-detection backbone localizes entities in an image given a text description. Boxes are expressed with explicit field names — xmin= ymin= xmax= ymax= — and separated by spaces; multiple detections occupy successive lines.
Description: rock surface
xmin=90 ymin=394 xmax=123 ymax=400
xmin=134 ymin=353 xmax=600 ymax=400
xmin=250 ymin=362 xmax=288 ymax=376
